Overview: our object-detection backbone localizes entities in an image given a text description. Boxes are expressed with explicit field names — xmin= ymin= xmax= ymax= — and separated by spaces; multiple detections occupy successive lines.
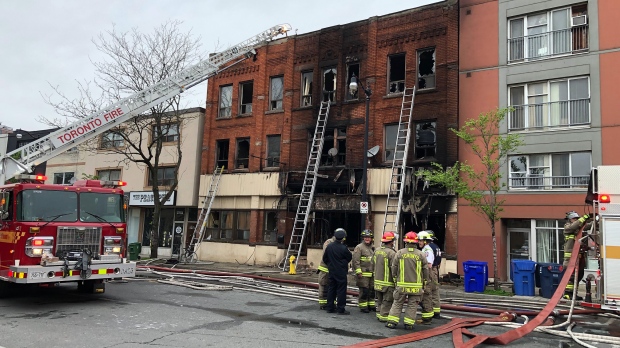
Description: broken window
xmin=216 ymin=139 xmax=229 ymax=170
xmin=270 ymin=76 xmax=283 ymax=111
xmin=415 ymin=121 xmax=437 ymax=160
xmin=235 ymin=138 xmax=250 ymax=169
xmin=346 ymin=64 xmax=360 ymax=100
xmin=322 ymin=67 xmax=337 ymax=102
xmin=384 ymin=124 xmax=404 ymax=162
xmin=239 ymin=81 xmax=253 ymax=115
xmin=266 ymin=135 xmax=281 ymax=167
xmin=301 ymin=71 xmax=313 ymax=107
xmin=310 ymin=128 xmax=346 ymax=166
xmin=388 ymin=53 xmax=406 ymax=94
xmin=263 ymin=211 xmax=278 ymax=243
xmin=417 ymin=48 xmax=436 ymax=90
xmin=218 ymin=85 xmax=232 ymax=118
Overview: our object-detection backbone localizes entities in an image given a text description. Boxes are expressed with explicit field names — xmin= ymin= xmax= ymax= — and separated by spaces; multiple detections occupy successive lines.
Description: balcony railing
xmin=508 ymin=98 xmax=590 ymax=131
xmin=508 ymin=25 xmax=588 ymax=63
xmin=509 ymin=175 xmax=589 ymax=189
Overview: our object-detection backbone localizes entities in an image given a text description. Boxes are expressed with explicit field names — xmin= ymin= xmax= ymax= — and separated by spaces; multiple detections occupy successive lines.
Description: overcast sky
xmin=0 ymin=0 xmax=438 ymax=131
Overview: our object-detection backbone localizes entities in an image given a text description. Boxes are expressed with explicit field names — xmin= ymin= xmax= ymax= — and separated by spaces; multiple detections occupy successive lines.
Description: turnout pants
xmin=563 ymin=236 xmax=586 ymax=297
xmin=420 ymin=277 xmax=435 ymax=321
xmin=387 ymin=289 xmax=422 ymax=328
xmin=318 ymin=271 xmax=329 ymax=308
xmin=375 ymin=287 xmax=394 ymax=321
xmin=357 ymin=276 xmax=376 ymax=310
xmin=431 ymin=266 xmax=441 ymax=315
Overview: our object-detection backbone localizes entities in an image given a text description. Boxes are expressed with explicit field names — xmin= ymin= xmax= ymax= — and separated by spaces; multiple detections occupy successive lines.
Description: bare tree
xmin=40 ymin=20 xmax=204 ymax=258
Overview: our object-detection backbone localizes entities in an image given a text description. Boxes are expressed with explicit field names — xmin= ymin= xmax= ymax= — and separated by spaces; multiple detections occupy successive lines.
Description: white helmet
xmin=418 ymin=231 xmax=433 ymax=241
xmin=566 ymin=211 xmax=579 ymax=220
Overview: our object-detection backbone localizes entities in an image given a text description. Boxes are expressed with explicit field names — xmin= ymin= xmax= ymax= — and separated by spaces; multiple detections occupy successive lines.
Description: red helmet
xmin=381 ymin=231 xmax=396 ymax=243
xmin=404 ymin=231 xmax=418 ymax=243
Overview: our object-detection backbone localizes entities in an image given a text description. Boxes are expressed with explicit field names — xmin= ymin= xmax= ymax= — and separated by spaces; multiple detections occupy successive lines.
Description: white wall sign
xmin=360 ymin=201 xmax=369 ymax=214
xmin=129 ymin=191 xmax=176 ymax=206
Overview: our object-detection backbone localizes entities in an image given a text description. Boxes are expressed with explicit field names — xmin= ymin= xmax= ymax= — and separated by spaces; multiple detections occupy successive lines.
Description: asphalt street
xmin=0 ymin=278 xmax=615 ymax=348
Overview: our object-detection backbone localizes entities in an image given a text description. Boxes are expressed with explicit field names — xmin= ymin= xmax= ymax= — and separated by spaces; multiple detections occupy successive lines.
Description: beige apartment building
xmin=44 ymin=108 xmax=205 ymax=258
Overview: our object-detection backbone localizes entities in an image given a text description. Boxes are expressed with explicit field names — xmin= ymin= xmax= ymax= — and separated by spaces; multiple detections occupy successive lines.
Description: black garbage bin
xmin=538 ymin=262 xmax=565 ymax=299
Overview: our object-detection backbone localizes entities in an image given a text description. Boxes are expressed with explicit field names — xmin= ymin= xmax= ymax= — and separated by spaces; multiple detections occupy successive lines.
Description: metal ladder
xmin=184 ymin=166 xmax=224 ymax=263
xmin=280 ymin=101 xmax=331 ymax=270
xmin=382 ymin=87 xmax=416 ymax=247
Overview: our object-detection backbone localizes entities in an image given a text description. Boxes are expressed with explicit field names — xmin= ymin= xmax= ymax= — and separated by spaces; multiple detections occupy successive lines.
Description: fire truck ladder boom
xmin=0 ymin=24 xmax=292 ymax=184
xmin=183 ymin=166 xmax=224 ymax=263
xmin=280 ymin=101 xmax=331 ymax=271
xmin=382 ymin=87 xmax=416 ymax=246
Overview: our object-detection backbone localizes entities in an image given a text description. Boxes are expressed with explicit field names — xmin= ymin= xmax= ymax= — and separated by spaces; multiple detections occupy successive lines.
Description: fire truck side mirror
xmin=0 ymin=192 xmax=9 ymax=220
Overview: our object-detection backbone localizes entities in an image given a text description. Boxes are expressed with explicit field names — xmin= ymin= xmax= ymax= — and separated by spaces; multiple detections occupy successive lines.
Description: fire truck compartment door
xmin=603 ymin=218 xmax=620 ymax=303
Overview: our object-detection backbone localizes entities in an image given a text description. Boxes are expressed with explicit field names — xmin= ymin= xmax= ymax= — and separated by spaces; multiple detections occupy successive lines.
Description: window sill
xmin=236 ymin=113 xmax=252 ymax=118
xmin=508 ymin=188 xmax=588 ymax=192
xmin=292 ymin=105 xmax=314 ymax=111
xmin=215 ymin=116 xmax=233 ymax=121
xmin=417 ymin=88 xmax=437 ymax=94
xmin=343 ymin=99 xmax=363 ymax=105
xmin=383 ymin=93 xmax=403 ymax=99
xmin=232 ymin=168 xmax=250 ymax=173
xmin=262 ymin=167 xmax=280 ymax=172
xmin=265 ymin=109 xmax=284 ymax=115
xmin=252 ymin=241 xmax=278 ymax=246
xmin=508 ymin=125 xmax=591 ymax=133
xmin=207 ymin=239 xmax=250 ymax=244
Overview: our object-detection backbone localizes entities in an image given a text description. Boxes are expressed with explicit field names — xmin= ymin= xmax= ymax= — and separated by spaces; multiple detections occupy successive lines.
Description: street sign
xmin=360 ymin=201 xmax=369 ymax=214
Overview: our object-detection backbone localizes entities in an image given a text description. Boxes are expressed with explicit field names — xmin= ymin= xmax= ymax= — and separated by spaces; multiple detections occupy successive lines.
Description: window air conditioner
xmin=571 ymin=15 xmax=587 ymax=26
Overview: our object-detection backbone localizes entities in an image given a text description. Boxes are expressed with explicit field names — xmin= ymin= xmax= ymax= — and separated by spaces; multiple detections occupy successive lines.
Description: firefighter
xmin=563 ymin=211 xmax=592 ymax=300
xmin=417 ymin=231 xmax=436 ymax=323
xmin=318 ymin=233 xmax=337 ymax=310
xmin=353 ymin=229 xmax=375 ymax=313
xmin=427 ymin=230 xmax=442 ymax=318
xmin=373 ymin=231 xmax=396 ymax=322
xmin=323 ymin=228 xmax=352 ymax=315
xmin=386 ymin=231 xmax=430 ymax=330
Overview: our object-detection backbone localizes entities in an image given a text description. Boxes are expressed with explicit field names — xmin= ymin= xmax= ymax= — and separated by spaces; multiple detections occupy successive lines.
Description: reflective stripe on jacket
xmin=373 ymin=245 xmax=396 ymax=287
xmin=391 ymin=247 xmax=429 ymax=294
xmin=353 ymin=242 xmax=375 ymax=277
xmin=318 ymin=237 xmax=336 ymax=273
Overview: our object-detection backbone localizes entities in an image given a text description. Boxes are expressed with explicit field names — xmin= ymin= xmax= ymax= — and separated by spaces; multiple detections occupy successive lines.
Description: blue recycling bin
xmin=537 ymin=262 xmax=565 ymax=299
xmin=463 ymin=260 xmax=488 ymax=293
xmin=511 ymin=259 xmax=536 ymax=296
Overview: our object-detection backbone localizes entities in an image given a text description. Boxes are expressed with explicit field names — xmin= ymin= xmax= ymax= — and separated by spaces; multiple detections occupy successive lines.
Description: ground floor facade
xmin=457 ymin=192 xmax=590 ymax=281
xmin=193 ymin=169 xmax=457 ymax=269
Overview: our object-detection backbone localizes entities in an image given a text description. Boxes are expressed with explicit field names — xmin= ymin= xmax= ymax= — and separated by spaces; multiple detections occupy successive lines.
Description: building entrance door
xmin=172 ymin=222 xmax=184 ymax=256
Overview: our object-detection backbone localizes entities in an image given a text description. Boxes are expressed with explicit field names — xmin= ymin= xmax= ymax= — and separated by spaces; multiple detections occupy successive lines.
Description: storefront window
xmin=141 ymin=208 xmax=175 ymax=247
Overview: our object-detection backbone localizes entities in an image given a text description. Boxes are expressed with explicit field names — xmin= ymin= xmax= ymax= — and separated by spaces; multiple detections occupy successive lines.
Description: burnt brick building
xmin=198 ymin=0 xmax=458 ymax=267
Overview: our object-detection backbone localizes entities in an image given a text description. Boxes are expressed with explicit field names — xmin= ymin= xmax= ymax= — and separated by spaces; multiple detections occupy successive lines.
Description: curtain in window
xmin=552 ymin=153 xmax=569 ymax=187
xmin=237 ymin=211 xmax=250 ymax=240
xmin=536 ymin=220 xmax=561 ymax=263
xmin=528 ymin=83 xmax=547 ymax=128
xmin=570 ymin=78 xmax=590 ymax=124
xmin=549 ymin=81 xmax=568 ymax=126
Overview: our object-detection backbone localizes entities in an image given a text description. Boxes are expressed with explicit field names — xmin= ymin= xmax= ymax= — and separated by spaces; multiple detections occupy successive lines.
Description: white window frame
xmin=508 ymin=152 xmax=591 ymax=190
xmin=508 ymin=76 xmax=591 ymax=131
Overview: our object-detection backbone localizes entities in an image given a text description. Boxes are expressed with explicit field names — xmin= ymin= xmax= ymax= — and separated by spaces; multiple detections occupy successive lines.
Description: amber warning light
xmin=600 ymin=194 xmax=611 ymax=203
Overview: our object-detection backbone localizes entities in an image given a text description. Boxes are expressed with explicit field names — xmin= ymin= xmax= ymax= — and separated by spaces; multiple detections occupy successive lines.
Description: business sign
xmin=129 ymin=191 xmax=176 ymax=206
xmin=50 ymin=105 xmax=130 ymax=148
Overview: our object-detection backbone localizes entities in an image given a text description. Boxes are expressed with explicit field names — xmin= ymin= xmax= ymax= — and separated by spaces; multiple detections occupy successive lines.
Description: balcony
xmin=508 ymin=25 xmax=588 ymax=63
xmin=509 ymin=175 xmax=589 ymax=190
xmin=508 ymin=98 xmax=590 ymax=131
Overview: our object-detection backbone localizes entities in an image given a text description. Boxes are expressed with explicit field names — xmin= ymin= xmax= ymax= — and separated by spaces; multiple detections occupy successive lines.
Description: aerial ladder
xmin=280 ymin=101 xmax=331 ymax=271
xmin=0 ymin=24 xmax=292 ymax=184
xmin=182 ymin=166 xmax=224 ymax=263
xmin=382 ymin=87 xmax=416 ymax=248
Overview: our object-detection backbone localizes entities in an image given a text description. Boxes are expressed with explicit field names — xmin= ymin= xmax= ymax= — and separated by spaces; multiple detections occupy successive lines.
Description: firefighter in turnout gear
xmin=386 ymin=232 xmax=430 ymax=330
xmin=373 ymin=231 xmax=397 ymax=322
xmin=417 ymin=231 xmax=436 ymax=324
xmin=353 ymin=229 xmax=376 ymax=312
xmin=318 ymin=234 xmax=337 ymax=309
xmin=427 ymin=230 xmax=442 ymax=318
xmin=563 ymin=211 xmax=592 ymax=300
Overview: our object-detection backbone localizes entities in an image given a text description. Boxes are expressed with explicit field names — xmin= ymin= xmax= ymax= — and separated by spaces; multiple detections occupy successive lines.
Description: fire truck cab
xmin=0 ymin=175 xmax=136 ymax=296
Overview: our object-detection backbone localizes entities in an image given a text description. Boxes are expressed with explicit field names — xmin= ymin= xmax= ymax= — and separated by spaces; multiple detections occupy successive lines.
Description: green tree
xmin=417 ymin=107 xmax=522 ymax=290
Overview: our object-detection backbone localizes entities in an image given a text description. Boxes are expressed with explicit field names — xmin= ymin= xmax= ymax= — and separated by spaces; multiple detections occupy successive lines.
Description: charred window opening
xmin=417 ymin=48 xmax=436 ymax=90
xmin=263 ymin=211 xmax=278 ymax=243
xmin=239 ymin=81 xmax=253 ymax=115
xmin=322 ymin=67 xmax=337 ymax=102
xmin=415 ymin=121 xmax=436 ymax=160
xmin=384 ymin=123 xmax=404 ymax=162
xmin=235 ymin=138 xmax=250 ymax=169
xmin=388 ymin=53 xmax=406 ymax=94
xmin=266 ymin=135 xmax=281 ymax=167
xmin=310 ymin=128 xmax=346 ymax=166
xmin=346 ymin=64 xmax=360 ymax=100
xmin=216 ymin=139 xmax=229 ymax=170
xmin=270 ymin=76 xmax=283 ymax=110
xmin=307 ymin=211 xmax=363 ymax=247
xmin=301 ymin=71 xmax=313 ymax=107
xmin=218 ymin=85 xmax=232 ymax=118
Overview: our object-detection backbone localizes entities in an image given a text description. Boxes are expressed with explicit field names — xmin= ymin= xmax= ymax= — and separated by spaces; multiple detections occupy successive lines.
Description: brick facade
xmin=202 ymin=0 xmax=458 ymax=252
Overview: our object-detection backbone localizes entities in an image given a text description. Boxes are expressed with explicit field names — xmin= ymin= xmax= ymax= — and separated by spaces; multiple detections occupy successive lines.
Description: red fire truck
xmin=0 ymin=24 xmax=291 ymax=296
xmin=0 ymin=175 xmax=134 ymax=295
